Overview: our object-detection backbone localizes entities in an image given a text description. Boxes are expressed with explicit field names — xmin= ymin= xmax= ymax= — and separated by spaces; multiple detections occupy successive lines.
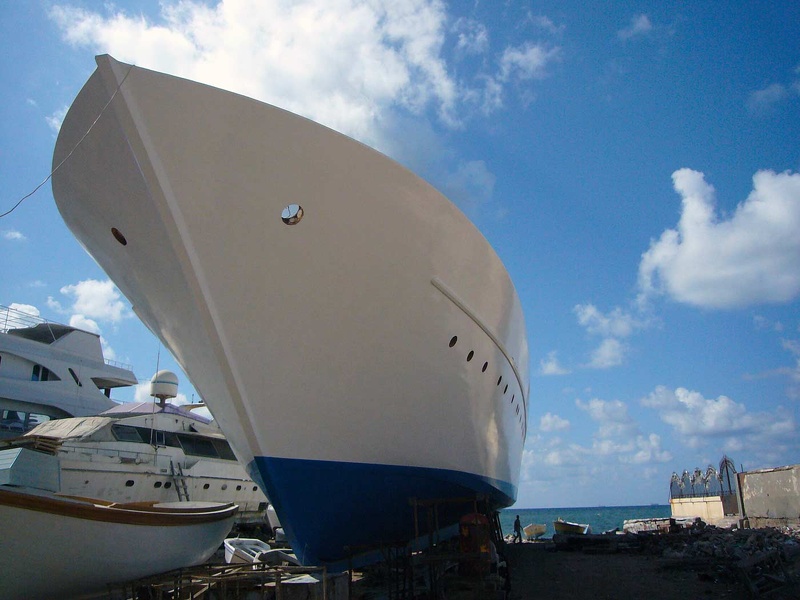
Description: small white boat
xmin=224 ymin=537 xmax=300 ymax=566
xmin=0 ymin=449 xmax=237 ymax=599
xmin=523 ymin=523 xmax=547 ymax=540
xmin=553 ymin=518 xmax=591 ymax=535
xmin=224 ymin=537 xmax=272 ymax=563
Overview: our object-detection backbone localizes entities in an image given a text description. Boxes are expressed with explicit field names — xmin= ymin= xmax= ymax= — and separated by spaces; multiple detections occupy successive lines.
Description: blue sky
xmin=1 ymin=1 xmax=799 ymax=508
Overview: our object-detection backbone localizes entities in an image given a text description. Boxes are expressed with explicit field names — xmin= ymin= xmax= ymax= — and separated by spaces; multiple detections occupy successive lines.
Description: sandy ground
xmin=504 ymin=542 xmax=800 ymax=600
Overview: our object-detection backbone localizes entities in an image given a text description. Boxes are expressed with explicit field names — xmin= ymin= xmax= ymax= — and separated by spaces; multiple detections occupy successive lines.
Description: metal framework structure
xmin=670 ymin=455 xmax=738 ymax=499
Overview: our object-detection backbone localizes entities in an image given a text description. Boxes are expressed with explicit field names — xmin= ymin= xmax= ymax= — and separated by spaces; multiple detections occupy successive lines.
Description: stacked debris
xmin=639 ymin=524 xmax=800 ymax=597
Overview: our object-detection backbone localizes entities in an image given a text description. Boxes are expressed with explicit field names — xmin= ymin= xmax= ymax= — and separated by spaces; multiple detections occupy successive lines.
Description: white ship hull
xmin=52 ymin=55 xmax=530 ymax=567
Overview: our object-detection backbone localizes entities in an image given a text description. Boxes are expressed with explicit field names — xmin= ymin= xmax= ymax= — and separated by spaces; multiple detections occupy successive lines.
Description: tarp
xmin=24 ymin=416 xmax=113 ymax=440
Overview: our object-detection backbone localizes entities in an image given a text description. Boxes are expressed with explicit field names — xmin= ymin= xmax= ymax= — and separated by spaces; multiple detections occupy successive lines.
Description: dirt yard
xmin=504 ymin=542 xmax=800 ymax=600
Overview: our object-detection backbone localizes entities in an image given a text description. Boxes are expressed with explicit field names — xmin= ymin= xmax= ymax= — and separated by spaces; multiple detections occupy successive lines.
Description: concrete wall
xmin=670 ymin=496 xmax=726 ymax=523
xmin=739 ymin=465 xmax=800 ymax=528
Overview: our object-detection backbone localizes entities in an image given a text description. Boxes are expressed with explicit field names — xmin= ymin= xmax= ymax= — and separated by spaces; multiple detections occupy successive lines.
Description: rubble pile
xmin=641 ymin=524 xmax=800 ymax=563
xmin=638 ymin=524 xmax=800 ymax=596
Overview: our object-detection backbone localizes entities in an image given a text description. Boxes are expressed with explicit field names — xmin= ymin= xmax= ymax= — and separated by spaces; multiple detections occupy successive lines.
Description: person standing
xmin=513 ymin=515 xmax=522 ymax=543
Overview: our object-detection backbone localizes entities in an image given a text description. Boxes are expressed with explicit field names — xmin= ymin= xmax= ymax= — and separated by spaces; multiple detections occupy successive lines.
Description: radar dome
xmin=150 ymin=370 xmax=179 ymax=401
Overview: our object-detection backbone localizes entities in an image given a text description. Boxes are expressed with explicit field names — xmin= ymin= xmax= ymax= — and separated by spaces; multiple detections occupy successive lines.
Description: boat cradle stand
xmin=346 ymin=494 xmax=509 ymax=599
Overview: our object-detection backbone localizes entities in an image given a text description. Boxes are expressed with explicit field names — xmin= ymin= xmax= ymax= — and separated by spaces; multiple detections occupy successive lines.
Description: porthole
xmin=164 ymin=482 xmax=172 ymax=489
xmin=482 ymin=362 xmax=488 ymax=372
xmin=516 ymin=405 xmax=520 ymax=415
xmin=222 ymin=484 xmax=228 ymax=491
xmin=449 ymin=336 xmax=458 ymax=348
xmin=253 ymin=486 xmax=258 ymax=492
xmin=281 ymin=204 xmax=304 ymax=225
xmin=511 ymin=395 xmax=515 ymax=403
xmin=466 ymin=350 xmax=474 ymax=362
xmin=497 ymin=376 xmax=502 ymax=386
xmin=125 ymin=480 xmax=134 ymax=487
xmin=154 ymin=481 xmax=162 ymax=488
xmin=504 ymin=384 xmax=508 ymax=394
xmin=236 ymin=485 xmax=242 ymax=491
xmin=203 ymin=483 xmax=210 ymax=490
xmin=111 ymin=227 xmax=128 ymax=246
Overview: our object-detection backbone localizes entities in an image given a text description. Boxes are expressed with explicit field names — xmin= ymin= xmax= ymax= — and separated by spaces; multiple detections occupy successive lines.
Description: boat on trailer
xmin=52 ymin=54 xmax=530 ymax=569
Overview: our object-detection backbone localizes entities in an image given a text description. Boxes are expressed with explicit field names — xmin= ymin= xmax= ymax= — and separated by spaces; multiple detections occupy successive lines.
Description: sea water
xmin=499 ymin=505 xmax=671 ymax=538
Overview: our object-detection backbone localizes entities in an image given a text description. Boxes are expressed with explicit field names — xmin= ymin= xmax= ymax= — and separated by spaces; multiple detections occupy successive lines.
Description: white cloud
xmin=49 ymin=0 xmax=561 ymax=214
xmin=68 ymin=314 xmax=101 ymax=334
xmin=576 ymin=397 xmax=636 ymax=438
xmin=540 ymin=412 xmax=570 ymax=432
xmin=8 ymin=303 xmax=39 ymax=317
xmin=753 ymin=314 xmax=784 ymax=332
xmin=587 ymin=337 xmax=625 ymax=369
xmin=747 ymin=83 xmax=788 ymax=114
xmin=58 ymin=279 xmax=130 ymax=323
xmin=641 ymin=386 xmax=795 ymax=450
xmin=620 ymin=433 xmax=672 ymax=464
xmin=2 ymin=230 xmax=26 ymax=241
xmin=499 ymin=42 xmax=560 ymax=82
xmin=638 ymin=169 xmax=800 ymax=309
xmin=452 ymin=17 xmax=488 ymax=55
xmin=618 ymin=14 xmax=652 ymax=41
xmin=46 ymin=106 xmax=68 ymax=134
xmin=540 ymin=350 xmax=570 ymax=375
xmin=574 ymin=304 xmax=644 ymax=338
xmin=526 ymin=15 xmax=564 ymax=36
xmin=50 ymin=0 xmax=462 ymax=144
xmin=541 ymin=443 xmax=587 ymax=467
xmin=440 ymin=160 xmax=495 ymax=215
xmin=573 ymin=304 xmax=650 ymax=369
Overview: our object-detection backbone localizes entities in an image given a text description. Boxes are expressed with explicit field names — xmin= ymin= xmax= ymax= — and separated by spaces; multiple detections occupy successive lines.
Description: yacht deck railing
xmin=0 ymin=304 xmax=133 ymax=371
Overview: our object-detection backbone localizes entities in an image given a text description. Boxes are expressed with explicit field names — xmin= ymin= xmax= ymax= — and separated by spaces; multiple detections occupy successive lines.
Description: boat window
xmin=449 ymin=336 xmax=458 ymax=347
xmin=111 ymin=227 xmax=128 ymax=245
xmin=212 ymin=439 xmax=238 ymax=461
xmin=466 ymin=350 xmax=474 ymax=362
xmin=177 ymin=433 xmax=219 ymax=458
xmin=112 ymin=424 xmax=148 ymax=443
xmin=203 ymin=483 xmax=210 ymax=490
xmin=154 ymin=481 xmax=162 ymax=488
xmin=68 ymin=368 xmax=82 ymax=387
xmin=32 ymin=364 xmax=56 ymax=381
xmin=125 ymin=480 xmax=135 ymax=487
xmin=281 ymin=204 xmax=304 ymax=225
xmin=1 ymin=410 xmax=50 ymax=433
xmin=164 ymin=482 xmax=172 ymax=489
xmin=163 ymin=431 xmax=181 ymax=448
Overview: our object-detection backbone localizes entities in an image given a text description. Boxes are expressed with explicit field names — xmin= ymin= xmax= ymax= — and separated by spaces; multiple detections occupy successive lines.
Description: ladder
xmin=169 ymin=460 xmax=190 ymax=501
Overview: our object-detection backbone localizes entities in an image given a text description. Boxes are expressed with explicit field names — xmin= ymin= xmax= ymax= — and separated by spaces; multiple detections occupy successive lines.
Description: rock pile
xmin=638 ymin=523 xmax=800 ymax=596
xmin=642 ymin=524 xmax=800 ymax=563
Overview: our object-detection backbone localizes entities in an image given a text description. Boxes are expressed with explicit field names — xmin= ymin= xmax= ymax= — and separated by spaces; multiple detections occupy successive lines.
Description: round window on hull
xmin=281 ymin=204 xmax=304 ymax=225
